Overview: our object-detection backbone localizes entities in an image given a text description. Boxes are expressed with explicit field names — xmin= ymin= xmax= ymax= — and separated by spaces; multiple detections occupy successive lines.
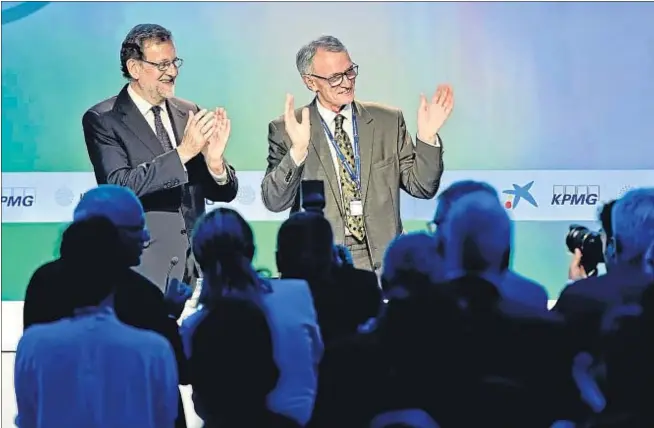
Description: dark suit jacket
xmin=23 ymin=258 xmax=188 ymax=385
xmin=261 ymin=99 xmax=444 ymax=269
xmin=82 ymin=85 xmax=238 ymax=289
xmin=304 ymin=265 xmax=382 ymax=345
xmin=553 ymin=264 xmax=652 ymax=354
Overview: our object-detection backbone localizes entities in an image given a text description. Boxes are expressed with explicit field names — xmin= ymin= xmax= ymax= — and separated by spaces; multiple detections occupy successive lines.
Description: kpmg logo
xmin=502 ymin=181 xmax=538 ymax=210
xmin=1 ymin=2 xmax=50 ymax=25
xmin=1 ymin=187 xmax=36 ymax=207
xmin=551 ymin=185 xmax=599 ymax=206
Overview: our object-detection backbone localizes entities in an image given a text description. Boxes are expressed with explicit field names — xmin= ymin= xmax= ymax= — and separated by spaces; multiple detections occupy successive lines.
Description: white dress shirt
xmin=126 ymin=84 xmax=228 ymax=184
xmin=14 ymin=307 xmax=179 ymax=428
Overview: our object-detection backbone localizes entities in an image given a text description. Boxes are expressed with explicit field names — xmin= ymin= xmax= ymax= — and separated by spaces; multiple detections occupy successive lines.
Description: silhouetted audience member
xmin=432 ymin=180 xmax=549 ymax=308
xmin=568 ymin=200 xmax=617 ymax=281
xmin=183 ymin=207 xmax=319 ymax=426
xmin=554 ymin=188 xmax=654 ymax=354
xmin=189 ymin=298 xmax=294 ymax=427
xmin=15 ymin=217 xmax=179 ymax=428
xmin=381 ymin=232 xmax=439 ymax=297
xmin=22 ymin=185 xmax=189 ymax=427
xmin=277 ymin=211 xmax=382 ymax=345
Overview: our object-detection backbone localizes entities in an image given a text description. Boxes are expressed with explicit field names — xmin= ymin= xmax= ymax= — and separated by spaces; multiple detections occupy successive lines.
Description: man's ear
xmin=302 ymin=75 xmax=317 ymax=92
xmin=126 ymin=58 xmax=141 ymax=80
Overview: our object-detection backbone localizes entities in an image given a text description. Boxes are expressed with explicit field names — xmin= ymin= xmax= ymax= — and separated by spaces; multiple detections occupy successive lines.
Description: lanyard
xmin=320 ymin=110 xmax=361 ymax=190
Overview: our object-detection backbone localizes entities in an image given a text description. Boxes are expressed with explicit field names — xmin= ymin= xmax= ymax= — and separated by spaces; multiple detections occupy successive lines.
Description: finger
xmin=197 ymin=110 xmax=215 ymax=130
xmin=201 ymin=117 xmax=215 ymax=135
xmin=433 ymin=85 xmax=446 ymax=105
xmin=301 ymin=107 xmax=310 ymax=125
xmin=285 ymin=94 xmax=296 ymax=124
xmin=214 ymin=107 xmax=223 ymax=122
xmin=202 ymin=122 xmax=217 ymax=140
xmin=444 ymin=90 xmax=454 ymax=111
xmin=185 ymin=111 xmax=194 ymax=130
xmin=224 ymin=118 xmax=231 ymax=138
xmin=419 ymin=94 xmax=428 ymax=111
xmin=441 ymin=85 xmax=453 ymax=107
xmin=193 ymin=109 xmax=208 ymax=125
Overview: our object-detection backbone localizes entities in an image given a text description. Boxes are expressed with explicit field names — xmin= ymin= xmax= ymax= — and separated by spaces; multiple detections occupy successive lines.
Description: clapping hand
xmin=164 ymin=277 xmax=193 ymax=320
xmin=417 ymin=84 xmax=454 ymax=145
xmin=284 ymin=94 xmax=311 ymax=158
xmin=203 ymin=107 xmax=231 ymax=174
xmin=178 ymin=109 xmax=216 ymax=163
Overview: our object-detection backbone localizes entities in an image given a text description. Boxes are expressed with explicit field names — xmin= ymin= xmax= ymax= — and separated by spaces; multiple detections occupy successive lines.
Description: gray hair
xmin=612 ymin=187 xmax=654 ymax=263
xmin=295 ymin=35 xmax=348 ymax=76
xmin=441 ymin=191 xmax=511 ymax=273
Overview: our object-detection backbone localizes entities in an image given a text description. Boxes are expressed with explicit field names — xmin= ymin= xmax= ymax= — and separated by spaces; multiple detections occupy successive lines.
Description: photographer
xmin=554 ymin=189 xmax=654 ymax=350
xmin=567 ymin=200 xmax=617 ymax=281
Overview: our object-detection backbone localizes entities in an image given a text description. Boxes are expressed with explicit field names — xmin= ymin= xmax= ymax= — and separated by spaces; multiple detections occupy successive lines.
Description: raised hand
xmin=178 ymin=109 xmax=215 ymax=163
xmin=417 ymin=84 xmax=454 ymax=145
xmin=203 ymin=107 xmax=231 ymax=172
xmin=284 ymin=94 xmax=310 ymax=157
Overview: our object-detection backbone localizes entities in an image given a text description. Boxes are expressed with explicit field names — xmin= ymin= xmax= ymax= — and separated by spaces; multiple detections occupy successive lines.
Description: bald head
xmin=442 ymin=191 xmax=511 ymax=274
xmin=74 ymin=185 xmax=144 ymax=227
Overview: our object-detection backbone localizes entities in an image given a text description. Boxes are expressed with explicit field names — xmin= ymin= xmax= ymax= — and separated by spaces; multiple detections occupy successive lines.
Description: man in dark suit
xmin=261 ymin=35 xmax=452 ymax=272
xmin=82 ymin=24 xmax=238 ymax=291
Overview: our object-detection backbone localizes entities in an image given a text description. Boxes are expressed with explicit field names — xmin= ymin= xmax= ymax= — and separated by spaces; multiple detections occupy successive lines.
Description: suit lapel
xmin=115 ymin=86 xmax=164 ymax=157
xmin=165 ymin=98 xmax=188 ymax=146
xmin=353 ymin=101 xmax=375 ymax=204
xmin=308 ymin=100 xmax=344 ymax=214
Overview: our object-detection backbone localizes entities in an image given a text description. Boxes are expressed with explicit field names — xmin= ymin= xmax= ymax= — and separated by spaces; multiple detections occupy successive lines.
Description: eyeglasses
xmin=309 ymin=64 xmax=358 ymax=87
xmin=141 ymin=57 xmax=184 ymax=72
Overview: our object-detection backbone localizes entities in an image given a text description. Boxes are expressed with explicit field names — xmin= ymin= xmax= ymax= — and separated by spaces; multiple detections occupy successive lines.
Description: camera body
xmin=301 ymin=180 xmax=326 ymax=215
xmin=566 ymin=224 xmax=604 ymax=274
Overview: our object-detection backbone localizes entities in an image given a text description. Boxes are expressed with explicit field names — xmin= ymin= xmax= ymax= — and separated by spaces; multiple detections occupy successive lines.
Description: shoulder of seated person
xmin=269 ymin=278 xmax=311 ymax=288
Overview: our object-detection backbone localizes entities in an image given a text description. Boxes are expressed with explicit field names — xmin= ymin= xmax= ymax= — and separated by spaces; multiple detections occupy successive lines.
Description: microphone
xmin=165 ymin=256 xmax=179 ymax=293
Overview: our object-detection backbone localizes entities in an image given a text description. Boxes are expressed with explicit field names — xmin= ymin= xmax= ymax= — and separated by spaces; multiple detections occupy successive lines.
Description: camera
xmin=301 ymin=180 xmax=326 ymax=215
xmin=566 ymin=224 xmax=604 ymax=274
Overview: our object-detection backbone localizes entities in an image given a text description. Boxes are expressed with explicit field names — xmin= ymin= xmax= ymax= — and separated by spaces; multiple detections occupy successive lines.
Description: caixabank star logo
xmin=502 ymin=181 xmax=538 ymax=210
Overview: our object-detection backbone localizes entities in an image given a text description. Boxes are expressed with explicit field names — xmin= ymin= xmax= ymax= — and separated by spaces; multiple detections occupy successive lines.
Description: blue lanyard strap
xmin=319 ymin=109 xmax=361 ymax=190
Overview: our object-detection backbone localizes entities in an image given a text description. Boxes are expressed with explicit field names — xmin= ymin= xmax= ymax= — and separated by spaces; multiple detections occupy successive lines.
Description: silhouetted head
xmin=192 ymin=208 xmax=262 ymax=306
xmin=276 ymin=211 xmax=334 ymax=281
xmin=73 ymin=185 xmax=148 ymax=267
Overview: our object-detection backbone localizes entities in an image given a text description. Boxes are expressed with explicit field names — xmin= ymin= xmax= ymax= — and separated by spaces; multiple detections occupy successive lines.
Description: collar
xmin=315 ymin=98 xmax=353 ymax=125
xmin=127 ymin=83 xmax=166 ymax=116
xmin=73 ymin=305 xmax=115 ymax=318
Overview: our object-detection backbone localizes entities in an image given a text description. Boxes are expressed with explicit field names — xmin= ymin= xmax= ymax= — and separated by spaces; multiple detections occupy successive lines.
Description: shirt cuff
xmin=207 ymin=162 xmax=229 ymax=185
xmin=290 ymin=149 xmax=308 ymax=166
xmin=417 ymin=134 xmax=441 ymax=148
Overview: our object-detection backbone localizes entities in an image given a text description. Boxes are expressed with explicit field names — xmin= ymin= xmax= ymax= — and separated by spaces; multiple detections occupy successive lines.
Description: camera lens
xmin=566 ymin=224 xmax=605 ymax=272
xmin=566 ymin=225 xmax=589 ymax=254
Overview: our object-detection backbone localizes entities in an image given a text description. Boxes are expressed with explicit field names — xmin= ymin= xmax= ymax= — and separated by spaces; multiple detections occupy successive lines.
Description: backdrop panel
xmin=3 ymin=1 xmax=654 ymax=308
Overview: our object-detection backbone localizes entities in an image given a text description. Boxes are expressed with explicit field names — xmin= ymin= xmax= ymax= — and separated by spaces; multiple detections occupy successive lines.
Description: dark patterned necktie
xmin=152 ymin=106 xmax=193 ymax=233
xmin=151 ymin=106 xmax=174 ymax=152
xmin=334 ymin=114 xmax=365 ymax=241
